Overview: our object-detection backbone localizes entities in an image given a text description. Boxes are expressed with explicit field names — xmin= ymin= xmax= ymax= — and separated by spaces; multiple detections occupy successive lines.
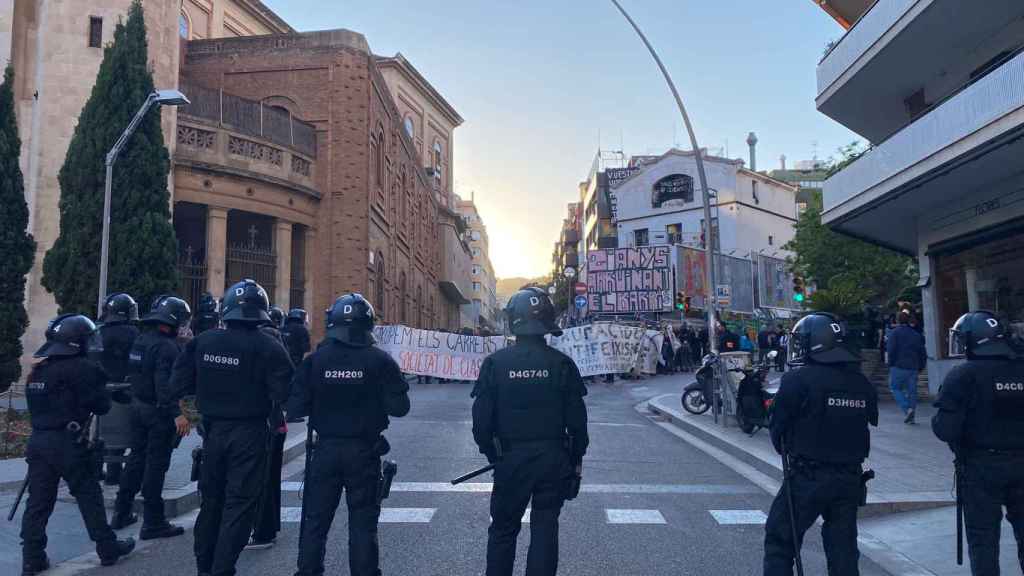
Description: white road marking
xmin=489 ymin=509 xmax=531 ymax=523
xmin=280 ymin=481 xmax=757 ymax=494
xmin=605 ymin=509 xmax=667 ymax=525
xmin=280 ymin=506 xmax=436 ymax=523
xmin=709 ymin=509 xmax=768 ymax=525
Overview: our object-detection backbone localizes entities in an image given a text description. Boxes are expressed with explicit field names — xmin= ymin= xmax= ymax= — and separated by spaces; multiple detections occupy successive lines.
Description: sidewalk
xmin=0 ymin=421 xmax=307 ymax=575
xmin=646 ymin=389 xmax=1021 ymax=575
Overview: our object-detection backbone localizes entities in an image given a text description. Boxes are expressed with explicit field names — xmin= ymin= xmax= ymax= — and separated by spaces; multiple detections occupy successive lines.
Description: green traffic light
xmin=793 ymin=293 xmax=805 ymax=303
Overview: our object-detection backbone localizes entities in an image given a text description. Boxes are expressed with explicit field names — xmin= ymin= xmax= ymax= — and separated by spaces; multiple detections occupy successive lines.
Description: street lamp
xmin=609 ymin=0 xmax=719 ymax=354
xmin=97 ymin=89 xmax=190 ymax=315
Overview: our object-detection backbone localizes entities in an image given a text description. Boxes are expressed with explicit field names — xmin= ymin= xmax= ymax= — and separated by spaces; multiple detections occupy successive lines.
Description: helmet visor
xmin=948 ymin=328 xmax=967 ymax=358
xmin=787 ymin=334 xmax=806 ymax=366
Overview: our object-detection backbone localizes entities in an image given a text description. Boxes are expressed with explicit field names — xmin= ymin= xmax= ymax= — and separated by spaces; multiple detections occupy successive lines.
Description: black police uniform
xmin=97 ymin=321 xmax=140 ymax=484
xmin=21 ymin=356 xmax=126 ymax=567
xmin=113 ymin=326 xmax=183 ymax=533
xmin=282 ymin=320 xmax=312 ymax=367
xmin=933 ymin=358 xmax=1024 ymax=575
xmin=288 ymin=339 xmax=410 ymax=576
xmin=250 ymin=323 xmax=292 ymax=546
xmin=471 ymin=335 xmax=589 ymax=576
xmin=170 ymin=324 xmax=292 ymax=576
xmin=764 ymin=363 xmax=878 ymax=576
xmin=192 ymin=314 xmax=220 ymax=336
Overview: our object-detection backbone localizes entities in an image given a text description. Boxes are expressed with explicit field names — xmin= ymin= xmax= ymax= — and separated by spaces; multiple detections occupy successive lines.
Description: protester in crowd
xmin=719 ymin=324 xmax=741 ymax=352
xmin=678 ymin=338 xmax=693 ymax=372
xmin=739 ymin=330 xmax=754 ymax=352
xmin=887 ymin=309 xmax=927 ymax=424
xmin=773 ymin=325 xmax=787 ymax=372
xmin=660 ymin=332 xmax=674 ymax=374
xmin=757 ymin=326 xmax=772 ymax=363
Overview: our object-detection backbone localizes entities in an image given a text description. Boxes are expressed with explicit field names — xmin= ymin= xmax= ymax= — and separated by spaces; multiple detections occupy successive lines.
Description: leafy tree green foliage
xmin=42 ymin=0 xmax=178 ymax=316
xmin=785 ymin=142 xmax=917 ymax=311
xmin=0 ymin=65 xmax=36 ymax=390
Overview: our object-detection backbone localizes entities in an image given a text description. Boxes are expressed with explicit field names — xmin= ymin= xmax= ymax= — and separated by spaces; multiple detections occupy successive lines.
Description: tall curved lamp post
xmin=609 ymin=0 xmax=719 ymax=354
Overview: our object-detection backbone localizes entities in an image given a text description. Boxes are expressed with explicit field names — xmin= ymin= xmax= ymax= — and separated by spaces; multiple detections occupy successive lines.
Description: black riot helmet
xmin=34 ymin=314 xmax=98 ymax=358
xmin=504 ymin=287 xmax=562 ymax=337
xmin=222 ymin=279 xmax=271 ymax=324
xmin=325 ymin=293 xmax=375 ymax=347
xmin=286 ymin=308 xmax=308 ymax=324
xmin=788 ymin=312 xmax=860 ymax=366
xmin=142 ymin=296 xmax=192 ymax=330
xmin=197 ymin=292 xmax=218 ymax=316
xmin=949 ymin=311 xmax=1018 ymax=359
xmin=268 ymin=306 xmax=285 ymax=327
xmin=99 ymin=293 xmax=139 ymax=324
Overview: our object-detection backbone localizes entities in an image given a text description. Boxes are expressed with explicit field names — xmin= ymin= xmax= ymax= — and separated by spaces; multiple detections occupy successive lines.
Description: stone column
xmin=274 ymin=220 xmax=293 ymax=308
xmin=303 ymin=227 xmax=315 ymax=313
xmin=206 ymin=206 xmax=228 ymax=295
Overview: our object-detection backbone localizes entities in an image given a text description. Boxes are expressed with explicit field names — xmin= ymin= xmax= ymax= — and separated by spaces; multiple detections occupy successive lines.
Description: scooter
xmin=681 ymin=353 xmax=718 ymax=415
xmin=733 ymin=351 xmax=779 ymax=435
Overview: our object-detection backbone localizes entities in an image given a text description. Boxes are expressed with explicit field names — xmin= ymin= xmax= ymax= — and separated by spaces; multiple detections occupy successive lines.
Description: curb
xmin=645 ymin=393 xmax=952 ymax=517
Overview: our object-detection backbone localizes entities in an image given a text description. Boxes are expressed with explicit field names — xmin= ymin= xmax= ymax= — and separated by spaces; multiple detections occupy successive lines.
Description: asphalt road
xmin=71 ymin=374 xmax=890 ymax=576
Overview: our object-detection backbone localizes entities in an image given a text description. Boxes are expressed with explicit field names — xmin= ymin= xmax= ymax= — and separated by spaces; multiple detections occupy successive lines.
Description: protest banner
xmin=372 ymin=325 xmax=508 ymax=381
xmin=547 ymin=322 xmax=652 ymax=377
xmin=639 ymin=330 xmax=664 ymax=374
xmin=586 ymin=246 xmax=672 ymax=314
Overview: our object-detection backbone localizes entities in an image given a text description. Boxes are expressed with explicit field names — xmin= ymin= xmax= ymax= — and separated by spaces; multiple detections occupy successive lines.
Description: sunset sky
xmin=265 ymin=0 xmax=857 ymax=279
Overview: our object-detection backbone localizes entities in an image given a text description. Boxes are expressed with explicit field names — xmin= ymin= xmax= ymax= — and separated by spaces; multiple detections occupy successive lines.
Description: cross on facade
xmin=248 ymin=224 xmax=259 ymax=247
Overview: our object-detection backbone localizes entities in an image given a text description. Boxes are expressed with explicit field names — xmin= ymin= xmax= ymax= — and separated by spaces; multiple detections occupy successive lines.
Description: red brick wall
xmin=182 ymin=31 xmax=442 ymax=337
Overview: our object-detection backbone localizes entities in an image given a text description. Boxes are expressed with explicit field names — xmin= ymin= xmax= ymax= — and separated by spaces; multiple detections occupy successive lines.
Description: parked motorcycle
xmin=681 ymin=353 xmax=718 ymax=415
xmin=733 ymin=351 xmax=779 ymax=435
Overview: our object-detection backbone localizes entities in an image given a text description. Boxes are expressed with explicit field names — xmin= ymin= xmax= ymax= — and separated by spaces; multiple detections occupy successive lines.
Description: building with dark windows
xmin=814 ymin=0 xmax=1024 ymax=391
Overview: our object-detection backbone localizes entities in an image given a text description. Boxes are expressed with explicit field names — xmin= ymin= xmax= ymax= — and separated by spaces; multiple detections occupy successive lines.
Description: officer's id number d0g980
xmin=509 ymin=370 xmax=550 ymax=379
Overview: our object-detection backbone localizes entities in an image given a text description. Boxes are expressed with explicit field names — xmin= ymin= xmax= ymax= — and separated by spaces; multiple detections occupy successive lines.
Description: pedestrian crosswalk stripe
xmin=279 ymin=507 xmax=436 ymax=524
xmin=280 ymin=481 xmax=757 ymax=495
xmin=709 ymin=510 xmax=767 ymax=525
xmin=489 ymin=509 xmax=531 ymax=524
xmin=380 ymin=508 xmax=436 ymax=523
xmin=605 ymin=509 xmax=666 ymax=525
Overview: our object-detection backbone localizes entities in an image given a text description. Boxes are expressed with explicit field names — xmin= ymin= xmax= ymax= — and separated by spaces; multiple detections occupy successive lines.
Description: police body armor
xmin=789 ymin=365 xmax=871 ymax=464
xmin=26 ymin=358 xmax=96 ymax=432
xmin=309 ymin=346 xmax=386 ymax=440
xmin=193 ymin=330 xmax=268 ymax=421
xmin=127 ymin=333 xmax=175 ymax=407
xmin=958 ymin=360 xmax=1024 ymax=452
xmin=492 ymin=348 xmax=567 ymax=443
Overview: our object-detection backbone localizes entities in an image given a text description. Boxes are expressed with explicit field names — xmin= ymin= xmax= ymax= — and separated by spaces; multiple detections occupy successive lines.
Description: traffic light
xmin=675 ymin=291 xmax=685 ymax=311
xmin=792 ymin=275 xmax=806 ymax=303
xmin=684 ymin=295 xmax=692 ymax=313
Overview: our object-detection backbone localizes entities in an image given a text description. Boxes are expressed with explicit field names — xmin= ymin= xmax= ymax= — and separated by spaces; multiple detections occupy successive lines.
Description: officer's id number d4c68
xmin=509 ymin=369 xmax=550 ymax=379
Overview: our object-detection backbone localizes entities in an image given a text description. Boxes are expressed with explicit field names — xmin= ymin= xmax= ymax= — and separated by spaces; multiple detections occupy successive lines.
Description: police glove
xmin=564 ymin=463 xmax=583 ymax=501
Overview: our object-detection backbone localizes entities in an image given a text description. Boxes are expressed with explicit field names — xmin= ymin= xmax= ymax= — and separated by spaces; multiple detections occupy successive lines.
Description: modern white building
xmin=613 ymin=149 xmax=799 ymax=259
xmin=815 ymin=0 xmax=1024 ymax=392
xmin=458 ymin=196 xmax=499 ymax=331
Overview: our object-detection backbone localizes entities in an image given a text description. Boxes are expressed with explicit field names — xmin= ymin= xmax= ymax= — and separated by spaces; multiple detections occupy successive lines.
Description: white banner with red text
xmin=372 ymin=325 xmax=509 ymax=381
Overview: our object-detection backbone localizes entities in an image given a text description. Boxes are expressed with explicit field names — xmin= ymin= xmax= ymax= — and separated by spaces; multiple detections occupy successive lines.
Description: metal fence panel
xmin=221 ymin=93 xmax=261 ymax=139
xmin=178 ymin=82 xmax=220 ymax=124
xmin=262 ymin=105 xmax=292 ymax=149
xmin=226 ymin=244 xmax=277 ymax=304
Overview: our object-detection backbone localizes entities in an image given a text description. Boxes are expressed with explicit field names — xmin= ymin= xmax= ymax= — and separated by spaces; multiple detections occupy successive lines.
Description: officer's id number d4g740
xmin=508 ymin=369 xmax=550 ymax=379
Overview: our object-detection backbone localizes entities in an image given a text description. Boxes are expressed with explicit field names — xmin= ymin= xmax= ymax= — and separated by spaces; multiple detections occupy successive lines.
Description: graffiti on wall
xmin=586 ymin=247 xmax=672 ymax=313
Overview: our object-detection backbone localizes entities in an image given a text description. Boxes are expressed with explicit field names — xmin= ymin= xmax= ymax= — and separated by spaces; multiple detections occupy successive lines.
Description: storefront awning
xmin=438 ymin=280 xmax=471 ymax=305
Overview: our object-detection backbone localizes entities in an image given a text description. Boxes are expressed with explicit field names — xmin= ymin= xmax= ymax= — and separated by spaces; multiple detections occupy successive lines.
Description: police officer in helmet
xmin=96 ymin=292 xmax=141 ymax=485
xmin=268 ymin=306 xmax=285 ymax=330
xmin=20 ymin=314 xmax=135 ymax=575
xmin=288 ymin=293 xmax=410 ymax=576
xmin=111 ymin=296 xmax=192 ymax=539
xmin=472 ymin=287 xmax=589 ymax=576
xmin=933 ymin=311 xmax=1024 ymax=575
xmin=281 ymin=308 xmax=312 ymax=368
xmin=191 ymin=292 xmax=220 ymax=336
xmin=764 ymin=312 xmax=878 ymax=576
xmin=169 ymin=279 xmax=293 ymax=576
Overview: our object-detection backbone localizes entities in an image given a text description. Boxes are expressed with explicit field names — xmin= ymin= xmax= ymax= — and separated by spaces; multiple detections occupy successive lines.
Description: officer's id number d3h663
xmin=509 ymin=370 xmax=550 ymax=379
xmin=325 ymin=370 xmax=365 ymax=379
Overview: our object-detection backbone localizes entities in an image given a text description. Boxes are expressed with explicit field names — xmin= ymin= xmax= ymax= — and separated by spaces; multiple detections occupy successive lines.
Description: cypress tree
xmin=42 ymin=0 xmax=178 ymax=315
xmin=0 ymin=65 xmax=36 ymax=390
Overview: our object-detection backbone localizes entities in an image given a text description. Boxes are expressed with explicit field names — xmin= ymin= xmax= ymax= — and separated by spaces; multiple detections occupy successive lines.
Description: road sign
xmin=716 ymin=284 xmax=731 ymax=307
xmin=563 ymin=267 xmax=576 ymax=279
xmin=574 ymin=282 xmax=587 ymax=295
xmin=574 ymin=295 xmax=587 ymax=309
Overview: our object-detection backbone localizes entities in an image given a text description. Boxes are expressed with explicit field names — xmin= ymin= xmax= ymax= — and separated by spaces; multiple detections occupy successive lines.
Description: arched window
xmin=179 ymin=11 xmax=191 ymax=40
xmin=375 ymin=253 xmax=386 ymax=321
xmin=374 ymin=126 xmax=386 ymax=190
xmin=432 ymin=140 xmax=443 ymax=182
xmin=401 ymin=171 xmax=409 ymax=224
xmin=399 ymin=272 xmax=408 ymax=324
xmin=403 ymin=116 xmax=415 ymax=138
xmin=416 ymin=284 xmax=424 ymax=328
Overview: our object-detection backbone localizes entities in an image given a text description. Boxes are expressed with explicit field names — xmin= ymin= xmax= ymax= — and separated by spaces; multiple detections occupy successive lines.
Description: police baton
xmin=781 ymin=439 xmax=805 ymax=576
xmin=7 ymin=474 xmax=28 ymax=522
xmin=954 ymin=454 xmax=964 ymax=565
xmin=450 ymin=464 xmax=495 ymax=485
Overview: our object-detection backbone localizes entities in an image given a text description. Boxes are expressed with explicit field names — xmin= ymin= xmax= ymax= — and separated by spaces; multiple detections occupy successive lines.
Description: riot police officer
xmin=472 ymin=287 xmax=589 ymax=576
xmin=20 ymin=314 xmax=135 ymax=575
xmin=764 ymin=312 xmax=878 ymax=576
xmin=111 ymin=296 xmax=191 ymax=538
xmin=169 ymin=279 xmax=292 ymax=576
xmin=269 ymin=305 xmax=285 ymax=329
xmin=192 ymin=292 xmax=220 ymax=336
xmin=281 ymin=308 xmax=312 ymax=367
xmin=932 ymin=311 xmax=1024 ymax=575
xmin=288 ymin=293 xmax=410 ymax=576
xmin=96 ymin=292 xmax=140 ymax=485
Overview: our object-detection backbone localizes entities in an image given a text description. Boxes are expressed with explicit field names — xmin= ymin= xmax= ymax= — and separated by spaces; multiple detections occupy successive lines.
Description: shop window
xmin=634 ymin=228 xmax=649 ymax=247
xmin=89 ymin=17 xmax=103 ymax=48
xmin=934 ymin=227 xmax=1024 ymax=357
